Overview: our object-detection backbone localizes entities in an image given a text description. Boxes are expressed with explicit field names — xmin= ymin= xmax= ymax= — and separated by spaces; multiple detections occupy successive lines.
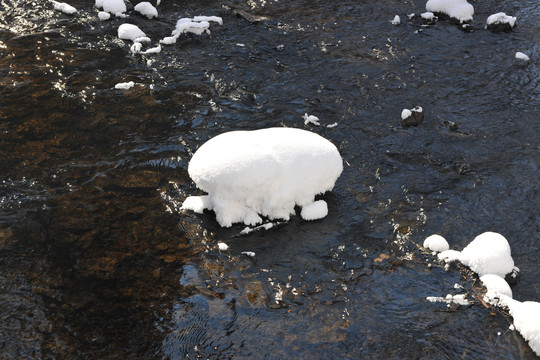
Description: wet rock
xmin=443 ymin=120 xmax=458 ymax=131
xmin=233 ymin=9 xmax=270 ymax=23
xmin=401 ymin=106 xmax=424 ymax=127
xmin=505 ymin=266 xmax=521 ymax=286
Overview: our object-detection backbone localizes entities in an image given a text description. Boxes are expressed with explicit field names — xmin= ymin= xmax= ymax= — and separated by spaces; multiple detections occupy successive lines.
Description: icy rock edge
xmin=181 ymin=128 xmax=343 ymax=227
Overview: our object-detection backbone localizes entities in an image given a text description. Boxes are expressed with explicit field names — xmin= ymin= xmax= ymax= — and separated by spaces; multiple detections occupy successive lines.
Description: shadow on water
xmin=0 ymin=0 xmax=539 ymax=358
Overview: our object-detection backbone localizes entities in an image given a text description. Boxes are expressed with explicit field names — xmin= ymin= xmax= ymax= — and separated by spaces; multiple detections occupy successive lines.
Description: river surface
xmin=1 ymin=0 xmax=539 ymax=359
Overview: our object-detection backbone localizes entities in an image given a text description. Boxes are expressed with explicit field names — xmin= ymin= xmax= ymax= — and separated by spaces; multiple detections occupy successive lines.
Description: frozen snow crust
xmin=182 ymin=128 xmax=343 ymax=227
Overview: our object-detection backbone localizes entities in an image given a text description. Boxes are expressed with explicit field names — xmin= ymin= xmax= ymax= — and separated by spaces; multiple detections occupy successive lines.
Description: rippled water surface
xmin=1 ymin=0 xmax=539 ymax=358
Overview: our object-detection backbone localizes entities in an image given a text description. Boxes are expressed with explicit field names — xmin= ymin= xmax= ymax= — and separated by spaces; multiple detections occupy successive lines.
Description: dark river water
xmin=1 ymin=0 xmax=539 ymax=358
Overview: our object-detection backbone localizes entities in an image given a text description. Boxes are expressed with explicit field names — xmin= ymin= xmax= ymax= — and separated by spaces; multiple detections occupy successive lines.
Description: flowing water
xmin=0 ymin=0 xmax=539 ymax=358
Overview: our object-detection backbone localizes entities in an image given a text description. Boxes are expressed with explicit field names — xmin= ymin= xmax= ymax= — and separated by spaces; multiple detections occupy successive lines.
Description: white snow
xmin=421 ymin=12 xmax=436 ymax=20
xmin=391 ymin=15 xmax=400 ymax=25
xmin=181 ymin=127 xmax=343 ymax=227
xmin=327 ymin=122 xmax=338 ymax=128
xmin=300 ymin=200 xmax=328 ymax=221
xmin=142 ymin=45 xmax=161 ymax=54
xmin=95 ymin=0 xmax=104 ymax=8
xmin=160 ymin=17 xmax=222 ymax=45
xmin=102 ymin=0 xmax=126 ymax=14
xmin=501 ymin=297 xmax=540 ymax=356
xmin=426 ymin=0 xmax=474 ymax=23
xmin=401 ymin=109 xmax=412 ymax=120
xmin=51 ymin=1 xmax=77 ymax=14
xmin=487 ymin=12 xmax=516 ymax=27
xmin=134 ymin=2 xmax=158 ymax=19
xmin=242 ymin=251 xmax=256 ymax=257
xmin=114 ymin=81 xmax=135 ymax=90
xmin=438 ymin=232 xmax=514 ymax=277
xmin=217 ymin=242 xmax=229 ymax=251
xmin=193 ymin=16 xmax=223 ymax=25
xmin=480 ymin=274 xmax=512 ymax=304
xmin=303 ymin=113 xmax=320 ymax=126
xmin=98 ymin=11 xmax=111 ymax=20
xmin=118 ymin=24 xmax=146 ymax=41
xmin=427 ymin=294 xmax=470 ymax=306
xmin=516 ymin=52 xmax=530 ymax=62
xmin=423 ymin=234 xmax=449 ymax=252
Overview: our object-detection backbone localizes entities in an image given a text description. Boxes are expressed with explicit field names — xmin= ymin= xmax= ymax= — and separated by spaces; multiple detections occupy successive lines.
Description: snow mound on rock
xmin=182 ymin=127 xmax=343 ymax=227
xmin=426 ymin=0 xmax=473 ymax=23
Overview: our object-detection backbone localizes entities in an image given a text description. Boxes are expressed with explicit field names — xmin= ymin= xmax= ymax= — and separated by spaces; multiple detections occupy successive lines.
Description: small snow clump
xmin=391 ymin=15 xmax=400 ymax=25
xmin=423 ymin=234 xmax=449 ymax=252
xmin=426 ymin=0 xmax=474 ymax=23
xmin=134 ymin=2 xmax=158 ymax=19
xmin=160 ymin=17 xmax=222 ymax=45
xmin=51 ymin=1 xmax=77 ymax=14
xmin=118 ymin=24 xmax=147 ymax=41
xmin=98 ymin=11 xmax=111 ymax=20
xmin=182 ymin=127 xmax=343 ymax=227
xmin=480 ymin=274 xmax=512 ymax=305
xmin=114 ymin=81 xmax=135 ymax=90
xmin=487 ymin=12 xmax=516 ymax=28
xmin=217 ymin=242 xmax=229 ymax=251
xmin=515 ymin=52 xmax=530 ymax=62
xmin=303 ymin=113 xmax=320 ymax=126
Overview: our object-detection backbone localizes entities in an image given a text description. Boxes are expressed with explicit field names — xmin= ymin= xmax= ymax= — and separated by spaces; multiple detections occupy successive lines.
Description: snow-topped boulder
xmin=486 ymin=12 xmax=516 ymax=32
xmin=426 ymin=0 xmax=473 ymax=24
xmin=182 ymin=127 xmax=343 ymax=227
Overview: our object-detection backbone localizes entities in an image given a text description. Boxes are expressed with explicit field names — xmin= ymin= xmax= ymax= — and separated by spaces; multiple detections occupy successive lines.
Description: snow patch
xmin=181 ymin=127 xmax=343 ymax=227
xmin=51 ymin=1 xmax=76 ymax=14
xmin=303 ymin=113 xmax=320 ymax=126
xmin=516 ymin=52 xmax=530 ymax=62
xmin=487 ymin=12 xmax=516 ymax=27
xmin=114 ymin=81 xmax=135 ymax=90
xmin=101 ymin=0 xmax=126 ymax=14
xmin=118 ymin=24 xmax=146 ymax=41
xmin=423 ymin=234 xmax=449 ymax=252
xmin=134 ymin=2 xmax=158 ymax=19
xmin=427 ymin=294 xmax=470 ymax=306
xmin=391 ymin=15 xmax=400 ymax=25
xmin=98 ymin=11 xmax=111 ymax=20
xmin=426 ymin=0 xmax=474 ymax=23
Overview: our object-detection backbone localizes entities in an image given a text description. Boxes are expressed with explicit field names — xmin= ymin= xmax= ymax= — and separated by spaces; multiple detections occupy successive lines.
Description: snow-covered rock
xmin=516 ymin=52 xmax=530 ymax=62
xmin=486 ymin=12 xmax=516 ymax=32
xmin=98 ymin=11 xmax=111 ymax=20
xmin=391 ymin=15 xmax=400 ymax=25
xmin=426 ymin=0 xmax=473 ymax=23
xmin=423 ymin=234 xmax=449 ymax=252
xmin=500 ymin=297 xmax=540 ymax=357
xmin=118 ymin=24 xmax=146 ymax=41
xmin=134 ymin=2 xmax=158 ymax=19
xmin=160 ymin=17 xmax=222 ymax=45
xmin=480 ymin=274 xmax=512 ymax=305
xmin=182 ymin=127 xmax=343 ymax=227
xmin=438 ymin=232 xmax=514 ymax=277
xmin=101 ymin=0 xmax=126 ymax=14
xmin=401 ymin=106 xmax=424 ymax=127
xmin=51 ymin=1 xmax=76 ymax=14
xmin=114 ymin=81 xmax=135 ymax=90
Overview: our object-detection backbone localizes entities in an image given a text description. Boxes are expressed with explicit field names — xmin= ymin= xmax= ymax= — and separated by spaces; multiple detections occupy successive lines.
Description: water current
xmin=0 ymin=0 xmax=539 ymax=358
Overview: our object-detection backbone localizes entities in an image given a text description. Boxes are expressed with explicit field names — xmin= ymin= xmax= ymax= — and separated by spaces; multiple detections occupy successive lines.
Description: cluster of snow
xmin=516 ymin=52 xmax=530 ymax=62
xmin=423 ymin=234 xmax=449 ymax=252
xmin=217 ymin=242 xmax=229 ymax=251
xmin=118 ymin=24 xmax=147 ymax=41
xmin=426 ymin=0 xmax=474 ymax=23
xmin=134 ymin=2 xmax=158 ymax=19
xmin=160 ymin=17 xmax=222 ymax=45
xmin=421 ymin=12 xmax=436 ymax=21
xmin=391 ymin=15 xmax=401 ymax=25
xmin=427 ymin=232 xmax=540 ymax=356
xmin=51 ymin=1 xmax=77 ymax=14
xmin=181 ymin=127 xmax=343 ymax=227
xmin=486 ymin=12 xmax=516 ymax=28
xmin=98 ymin=11 xmax=110 ymax=20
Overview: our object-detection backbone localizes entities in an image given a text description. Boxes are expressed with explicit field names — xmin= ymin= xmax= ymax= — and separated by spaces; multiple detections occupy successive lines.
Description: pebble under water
xmin=0 ymin=0 xmax=539 ymax=359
